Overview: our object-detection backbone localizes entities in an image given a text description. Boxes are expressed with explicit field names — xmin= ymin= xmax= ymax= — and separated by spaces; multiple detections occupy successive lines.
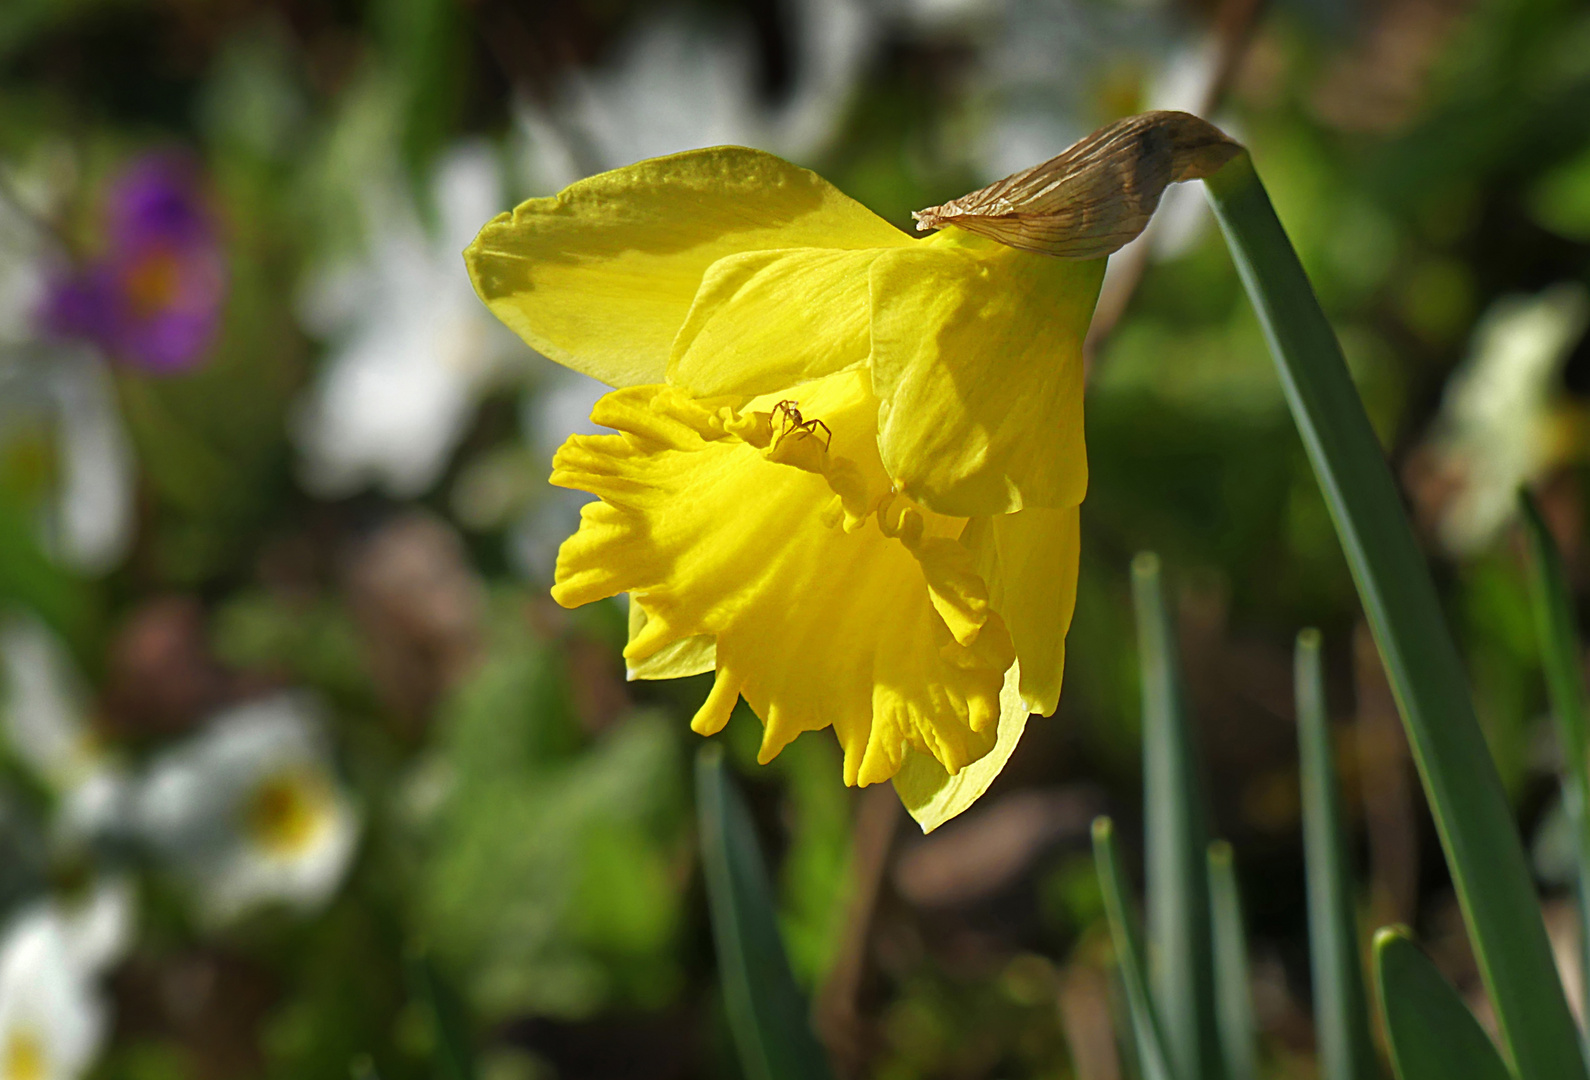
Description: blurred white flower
xmin=0 ymin=189 xmax=47 ymax=351
xmin=135 ymin=694 xmax=359 ymax=925
xmin=1419 ymin=282 xmax=1590 ymax=554
xmin=945 ymin=0 xmax=1181 ymax=183
xmin=517 ymin=0 xmax=875 ymax=187
xmin=0 ymin=614 xmax=117 ymax=798
xmin=0 ymin=152 xmax=135 ymax=576
xmin=40 ymin=349 xmax=135 ymax=575
xmin=0 ymin=615 xmax=133 ymax=851
xmin=292 ymin=142 xmax=526 ymax=498
xmin=0 ymin=909 xmax=104 ymax=1080
xmin=0 ymin=350 xmax=135 ymax=579
xmin=14 ymin=880 xmax=133 ymax=980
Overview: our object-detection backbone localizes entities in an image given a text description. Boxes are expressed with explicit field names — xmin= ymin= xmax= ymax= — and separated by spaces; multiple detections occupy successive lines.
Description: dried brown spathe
xmin=912 ymin=110 xmax=1242 ymax=259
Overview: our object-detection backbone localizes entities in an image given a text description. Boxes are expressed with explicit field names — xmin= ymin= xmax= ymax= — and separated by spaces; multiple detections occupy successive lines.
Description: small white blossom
xmin=0 ymin=347 xmax=135 ymax=578
xmin=1421 ymin=283 xmax=1590 ymax=554
xmin=0 ymin=152 xmax=135 ymax=576
xmin=292 ymin=143 xmax=525 ymax=498
xmin=0 ymin=615 xmax=113 ymax=792
xmin=516 ymin=0 xmax=874 ymax=187
xmin=36 ymin=880 xmax=134 ymax=979
xmin=0 ymin=910 xmax=105 ymax=1080
xmin=135 ymin=694 xmax=359 ymax=925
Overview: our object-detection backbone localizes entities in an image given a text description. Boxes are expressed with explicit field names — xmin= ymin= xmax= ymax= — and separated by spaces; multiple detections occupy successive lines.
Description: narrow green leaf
xmin=1109 ymin=965 xmax=1148 ymax=1080
xmin=1093 ymin=816 xmax=1178 ymax=1080
xmin=1373 ymin=927 xmax=1513 ymax=1080
xmin=1205 ymin=153 xmax=1585 ymax=1080
xmin=1295 ymin=630 xmax=1380 ymax=1080
xmin=1519 ymin=489 xmax=1590 ymax=1038
xmin=695 ymin=745 xmax=834 ymax=1080
xmin=405 ymin=946 xmax=475 ymax=1080
xmin=1208 ymin=841 xmax=1259 ymax=1080
xmin=1133 ymin=553 xmax=1223 ymax=1080
xmin=1520 ymin=491 xmax=1590 ymax=796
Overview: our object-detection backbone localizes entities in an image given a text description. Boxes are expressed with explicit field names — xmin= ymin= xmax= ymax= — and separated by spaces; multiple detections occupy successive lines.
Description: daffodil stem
xmin=1203 ymin=151 xmax=1586 ymax=1080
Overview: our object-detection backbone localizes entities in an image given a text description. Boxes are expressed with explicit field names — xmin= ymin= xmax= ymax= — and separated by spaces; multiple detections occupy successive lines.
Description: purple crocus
xmin=42 ymin=154 xmax=227 ymax=375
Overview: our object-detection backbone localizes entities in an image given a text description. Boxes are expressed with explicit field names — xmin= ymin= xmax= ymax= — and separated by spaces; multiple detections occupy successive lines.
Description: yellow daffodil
xmin=466 ymin=112 xmax=1235 ymax=829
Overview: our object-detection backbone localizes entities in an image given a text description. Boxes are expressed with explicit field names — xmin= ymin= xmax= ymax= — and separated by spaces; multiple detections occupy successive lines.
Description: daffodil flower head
xmin=467 ymin=111 xmax=1236 ymax=830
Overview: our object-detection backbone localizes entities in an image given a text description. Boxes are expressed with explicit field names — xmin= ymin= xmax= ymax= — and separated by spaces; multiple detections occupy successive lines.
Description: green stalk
xmin=1094 ymin=816 xmax=1178 ymax=1080
xmin=1207 ymin=841 xmax=1259 ymax=1080
xmin=1133 ymin=553 xmax=1223 ymax=1080
xmin=1519 ymin=491 xmax=1590 ymax=1051
xmin=1295 ymin=631 xmax=1379 ymax=1080
xmin=1204 ymin=152 xmax=1584 ymax=1080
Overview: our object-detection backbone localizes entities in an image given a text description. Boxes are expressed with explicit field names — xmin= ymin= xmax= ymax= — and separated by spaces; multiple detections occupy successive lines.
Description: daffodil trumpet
xmin=467 ymin=111 xmax=1235 ymax=831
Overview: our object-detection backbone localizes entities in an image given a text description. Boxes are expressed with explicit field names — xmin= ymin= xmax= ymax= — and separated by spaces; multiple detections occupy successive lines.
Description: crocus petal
xmin=669 ymin=247 xmax=897 ymax=397
xmin=465 ymin=147 xmax=909 ymax=389
xmin=963 ymin=504 xmax=1080 ymax=716
xmin=892 ymin=660 xmax=1029 ymax=833
xmin=869 ymin=230 xmax=1104 ymax=517
xmin=549 ymin=369 xmax=1014 ymax=786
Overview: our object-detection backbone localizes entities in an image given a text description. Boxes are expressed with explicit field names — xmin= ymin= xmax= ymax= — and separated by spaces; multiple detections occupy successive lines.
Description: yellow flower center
xmin=123 ymin=248 xmax=184 ymax=318
xmin=244 ymin=769 xmax=333 ymax=856
xmin=3 ymin=1029 xmax=47 ymax=1080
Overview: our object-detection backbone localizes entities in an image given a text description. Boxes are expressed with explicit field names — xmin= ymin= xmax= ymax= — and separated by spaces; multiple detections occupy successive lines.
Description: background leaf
xmin=1093 ymin=816 xmax=1177 ymax=1080
xmin=1208 ymin=841 xmax=1259 ymax=1080
xmin=1205 ymin=153 xmax=1586 ymax=1080
xmin=695 ymin=744 xmax=835 ymax=1080
xmin=1520 ymin=489 xmax=1590 ymax=1037
xmin=1295 ymin=630 xmax=1380 ymax=1080
xmin=1134 ymin=552 xmax=1224 ymax=1080
xmin=1373 ymin=928 xmax=1513 ymax=1080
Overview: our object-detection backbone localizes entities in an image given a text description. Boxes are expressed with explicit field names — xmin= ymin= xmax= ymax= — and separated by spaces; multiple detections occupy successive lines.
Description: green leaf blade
xmin=1208 ymin=841 xmax=1259 ymax=1080
xmin=1373 ymin=928 xmax=1513 ymax=1080
xmin=1519 ymin=490 xmax=1590 ymax=1061
xmin=1133 ymin=552 xmax=1223 ymax=1080
xmin=1296 ymin=630 xmax=1380 ymax=1080
xmin=1520 ymin=497 xmax=1590 ymax=778
xmin=405 ymin=946 xmax=476 ymax=1080
xmin=1204 ymin=154 xmax=1586 ymax=1080
xmin=1093 ymin=816 xmax=1178 ymax=1080
xmin=695 ymin=745 xmax=834 ymax=1080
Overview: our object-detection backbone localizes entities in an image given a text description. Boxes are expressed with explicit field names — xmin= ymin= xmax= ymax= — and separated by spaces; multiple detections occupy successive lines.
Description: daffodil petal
xmin=465 ymin=147 xmax=910 ymax=388
xmin=549 ymin=370 xmax=1012 ymax=786
xmin=963 ymin=505 xmax=1080 ymax=716
xmin=669 ymin=248 xmax=893 ymax=397
xmin=869 ymin=231 xmax=1104 ymax=516
xmin=893 ymin=660 xmax=1029 ymax=833
xmin=626 ymin=597 xmax=715 ymax=680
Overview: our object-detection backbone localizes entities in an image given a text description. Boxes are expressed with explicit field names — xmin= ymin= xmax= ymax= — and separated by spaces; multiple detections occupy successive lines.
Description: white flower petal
xmin=45 ymin=349 xmax=135 ymax=575
xmin=293 ymin=143 xmax=523 ymax=499
xmin=0 ymin=910 xmax=105 ymax=1080
xmin=0 ymin=615 xmax=94 ymax=789
xmin=136 ymin=694 xmax=361 ymax=925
